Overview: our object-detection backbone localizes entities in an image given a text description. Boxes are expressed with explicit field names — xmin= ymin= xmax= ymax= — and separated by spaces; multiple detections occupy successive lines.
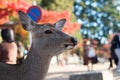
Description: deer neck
xmin=21 ymin=45 xmax=52 ymax=80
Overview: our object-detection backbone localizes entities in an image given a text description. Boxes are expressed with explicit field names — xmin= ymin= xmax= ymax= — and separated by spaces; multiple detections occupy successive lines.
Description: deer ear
xmin=18 ymin=11 xmax=35 ymax=31
xmin=54 ymin=19 xmax=66 ymax=30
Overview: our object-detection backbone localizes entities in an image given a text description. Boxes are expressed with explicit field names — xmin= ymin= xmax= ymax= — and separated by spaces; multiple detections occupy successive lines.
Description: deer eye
xmin=44 ymin=30 xmax=53 ymax=34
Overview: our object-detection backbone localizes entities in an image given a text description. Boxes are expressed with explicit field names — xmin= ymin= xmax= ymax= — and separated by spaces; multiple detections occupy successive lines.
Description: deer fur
xmin=0 ymin=11 xmax=77 ymax=80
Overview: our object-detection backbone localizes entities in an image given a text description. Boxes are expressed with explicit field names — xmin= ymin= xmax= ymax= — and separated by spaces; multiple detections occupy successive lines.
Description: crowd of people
xmin=82 ymin=30 xmax=120 ymax=72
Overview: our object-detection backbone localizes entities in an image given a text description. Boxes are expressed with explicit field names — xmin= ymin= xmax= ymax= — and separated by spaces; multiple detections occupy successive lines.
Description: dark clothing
xmin=108 ymin=57 xmax=118 ymax=67
xmin=111 ymin=35 xmax=120 ymax=49
xmin=109 ymin=47 xmax=118 ymax=66
xmin=109 ymin=58 xmax=113 ymax=67
xmin=83 ymin=56 xmax=98 ymax=65
xmin=109 ymin=35 xmax=120 ymax=67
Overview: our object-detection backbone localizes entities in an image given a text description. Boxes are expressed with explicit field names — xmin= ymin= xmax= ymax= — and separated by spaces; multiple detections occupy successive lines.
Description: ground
xmin=45 ymin=60 xmax=120 ymax=80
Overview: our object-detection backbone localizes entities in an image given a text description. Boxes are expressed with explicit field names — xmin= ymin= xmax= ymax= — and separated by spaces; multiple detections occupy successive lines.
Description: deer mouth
xmin=63 ymin=44 xmax=75 ymax=49
xmin=62 ymin=38 xmax=77 ymax=50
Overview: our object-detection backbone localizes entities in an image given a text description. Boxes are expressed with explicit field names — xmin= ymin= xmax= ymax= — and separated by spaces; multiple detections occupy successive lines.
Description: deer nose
xmin=71 ymin=37 xmax=77 ymax=46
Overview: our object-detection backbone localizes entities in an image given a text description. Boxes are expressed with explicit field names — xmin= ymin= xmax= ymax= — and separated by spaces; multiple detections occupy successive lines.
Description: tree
xmin=74 ymin=0 xmax=120 ymax=45
xmin=40 ymin=0 xmax=76 ymax=22
xmin=0 ymin=0 xmax=31 ymax=24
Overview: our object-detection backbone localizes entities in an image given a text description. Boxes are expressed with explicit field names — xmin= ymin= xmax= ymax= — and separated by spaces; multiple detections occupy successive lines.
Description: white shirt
xmin=87 ymin=46 xmax=96 ymax=57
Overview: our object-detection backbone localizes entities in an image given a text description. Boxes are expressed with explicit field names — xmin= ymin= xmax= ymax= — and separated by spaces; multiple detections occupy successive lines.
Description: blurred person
xmin=0 ymin=29 xmax=18 ymax=64
xmin=108 ymin=43 xmax=118 ymax=70
xmin=23 ymin=44 xmax=30 ymax=59
xmin=83 ymin=40 xmax=98 ymax=71
xmin=111 ymin=30 xmax=120 ymax=72
xmin=17 ymin=41 xmax=25 ymax=64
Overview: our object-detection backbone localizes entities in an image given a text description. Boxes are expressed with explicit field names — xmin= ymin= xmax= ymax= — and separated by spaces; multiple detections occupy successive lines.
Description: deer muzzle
xmin=63 ymin=37 xmax=77 ymax=49
xmin=70 ymin=37 xmax=77 ymax=46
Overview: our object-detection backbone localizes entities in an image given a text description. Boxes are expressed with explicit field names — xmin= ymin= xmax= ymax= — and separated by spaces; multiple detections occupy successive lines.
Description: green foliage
xmin=72 ymin=30 xmax=83 ymax=55
xmin=74 ymin=0 xmax=120 ymax=45
xmin=40 ymin=0 xmax=74 ymax=11
xmin=73 ymin=30 xmax=82 ymax=41
xmin=40 ymin=0 xmax=77 ymax=22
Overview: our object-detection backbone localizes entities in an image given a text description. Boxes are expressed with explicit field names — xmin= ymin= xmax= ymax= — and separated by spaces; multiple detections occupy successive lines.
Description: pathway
xmin=45 ymin=62 xmax=120 ymax=80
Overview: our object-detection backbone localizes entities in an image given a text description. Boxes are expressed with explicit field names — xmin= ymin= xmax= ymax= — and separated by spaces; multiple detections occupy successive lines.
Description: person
xmin=0 ymin=29 xmax=18 ymax=64
xmin=111 ymin=30 xmax=120 ymax=72
xmin=108 ymin=42 xmax=118 ymax=70
xmin=83 ymin=40 xmax=98 ymax=71
xmin=16 ymin=41 xmax=25 ymax=64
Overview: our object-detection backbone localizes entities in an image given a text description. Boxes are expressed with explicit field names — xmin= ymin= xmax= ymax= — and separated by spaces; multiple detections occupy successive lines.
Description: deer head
xmin=18 ymin=11 xmax=77 ymax=56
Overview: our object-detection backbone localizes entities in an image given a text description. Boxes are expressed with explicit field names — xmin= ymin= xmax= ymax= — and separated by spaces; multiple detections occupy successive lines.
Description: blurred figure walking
xmin=83 ymin=39 xmax=98 ymax=71
xmin=111 ymin=30 xmax=120 ymax=72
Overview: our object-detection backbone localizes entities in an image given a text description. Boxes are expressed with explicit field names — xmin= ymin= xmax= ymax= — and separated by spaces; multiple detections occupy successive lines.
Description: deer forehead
xmin=35 ymin=24 xmax=56 ymax=31
xmin=32 ymin=23 xmax=58 ymax=38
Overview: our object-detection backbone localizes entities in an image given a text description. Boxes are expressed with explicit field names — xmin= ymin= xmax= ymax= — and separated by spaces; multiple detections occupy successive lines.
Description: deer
xmin=0 ymin=11 xmax=77 ymax=80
